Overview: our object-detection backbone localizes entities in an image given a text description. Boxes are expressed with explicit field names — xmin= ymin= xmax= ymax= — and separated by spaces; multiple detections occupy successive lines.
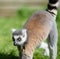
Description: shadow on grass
xmin=0 ymin=53 xmax=19 ymax=59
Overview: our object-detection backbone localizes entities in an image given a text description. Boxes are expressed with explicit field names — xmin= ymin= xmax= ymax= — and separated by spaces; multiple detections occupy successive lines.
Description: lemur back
xmin=12 ymin=0 xmax=59 ymax=59
xmin=23 ymin=11 xmax=54 ymax=55
xmin=23 ymin=0 xmax=59 ymax=56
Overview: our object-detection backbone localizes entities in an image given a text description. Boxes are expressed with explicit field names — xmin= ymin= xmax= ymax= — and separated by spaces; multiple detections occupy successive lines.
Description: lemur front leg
xmin=48 ymin=21 xmax=58 ymax=59
xmin=17 ymin=46 xmax=23 ymax=59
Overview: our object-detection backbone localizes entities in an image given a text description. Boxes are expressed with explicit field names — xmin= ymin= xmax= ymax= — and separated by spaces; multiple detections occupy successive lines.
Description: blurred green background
xmin=0 ymin=0 xmax=60 ymax=59
xmin=0 ymin=7 xmax=60 ymax=59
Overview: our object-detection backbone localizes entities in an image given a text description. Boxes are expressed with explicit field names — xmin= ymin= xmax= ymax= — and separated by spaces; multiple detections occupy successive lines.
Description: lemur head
xmin=12 ymin=29 xmax=27 ymax=46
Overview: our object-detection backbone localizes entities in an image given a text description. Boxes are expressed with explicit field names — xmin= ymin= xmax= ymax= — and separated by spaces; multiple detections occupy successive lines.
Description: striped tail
xmin=46 ymin=0 xmax=59 ymax=18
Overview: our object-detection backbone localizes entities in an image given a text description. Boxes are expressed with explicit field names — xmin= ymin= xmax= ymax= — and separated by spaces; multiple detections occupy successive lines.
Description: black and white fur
xmin=12 ymin=29 xmax=27 ymax=46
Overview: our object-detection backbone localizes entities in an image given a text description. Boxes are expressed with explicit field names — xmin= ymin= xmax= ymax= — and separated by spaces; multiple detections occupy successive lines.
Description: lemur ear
xmin=11 ymin=28 xmax=16 ymax=33
xmin=22 ymin=29 xmax=27 ymax=34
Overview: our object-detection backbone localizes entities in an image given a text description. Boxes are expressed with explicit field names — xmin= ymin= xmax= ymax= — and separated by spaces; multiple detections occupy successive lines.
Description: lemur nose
xmin=17 ymin=37 xmax=21 ymax=41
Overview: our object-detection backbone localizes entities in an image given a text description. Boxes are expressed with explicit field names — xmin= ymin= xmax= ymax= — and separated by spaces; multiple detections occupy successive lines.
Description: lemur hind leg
xmin=48 ymin=21 xmax=58 ymax=59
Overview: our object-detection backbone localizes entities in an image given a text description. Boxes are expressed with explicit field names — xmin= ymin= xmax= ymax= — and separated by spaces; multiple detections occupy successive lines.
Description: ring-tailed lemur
xmin=12 ymin=29 xmax=49 ymax=56
xmin=12 ymin=0 xmax=59 ymax=59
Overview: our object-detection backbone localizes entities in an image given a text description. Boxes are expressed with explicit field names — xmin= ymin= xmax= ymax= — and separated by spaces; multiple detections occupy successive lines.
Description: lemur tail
xmin=47 ymin=0 xmax=59 ymax=18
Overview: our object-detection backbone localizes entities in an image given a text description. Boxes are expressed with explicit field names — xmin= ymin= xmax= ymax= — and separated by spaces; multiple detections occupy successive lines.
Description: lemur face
xmin=12 ymin=29 xmax=27 ymax=46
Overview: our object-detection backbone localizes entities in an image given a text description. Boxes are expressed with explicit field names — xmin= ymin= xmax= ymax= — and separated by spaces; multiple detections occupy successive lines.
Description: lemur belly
xmin=23 ymin=11 xmax=54 ymax=56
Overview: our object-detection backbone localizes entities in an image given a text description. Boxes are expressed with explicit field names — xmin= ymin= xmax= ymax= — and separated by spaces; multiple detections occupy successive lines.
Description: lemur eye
xmin=17 ymin=37 xmax=21 ymax=41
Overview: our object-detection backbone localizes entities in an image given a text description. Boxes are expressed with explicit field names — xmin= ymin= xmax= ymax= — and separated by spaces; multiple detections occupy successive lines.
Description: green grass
xmin=0 ymin=7 xmax=60 ymax=59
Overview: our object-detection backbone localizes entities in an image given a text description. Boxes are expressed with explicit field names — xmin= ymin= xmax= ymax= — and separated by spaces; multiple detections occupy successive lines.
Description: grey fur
xmin=48 ymin=20 xmax=58 ymax=59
